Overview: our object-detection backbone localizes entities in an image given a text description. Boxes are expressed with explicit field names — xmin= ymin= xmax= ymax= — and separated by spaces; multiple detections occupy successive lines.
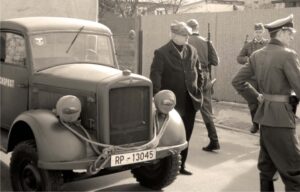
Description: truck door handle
xmin=16 ymin=83 xmax=28 ymax=88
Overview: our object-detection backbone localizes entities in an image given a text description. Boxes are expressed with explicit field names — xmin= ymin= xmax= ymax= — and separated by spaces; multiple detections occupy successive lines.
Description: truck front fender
xmin=9 ymin=110 xmax=88 ymax=163
xmin=157 ymin=109 xmax=186 ymax=147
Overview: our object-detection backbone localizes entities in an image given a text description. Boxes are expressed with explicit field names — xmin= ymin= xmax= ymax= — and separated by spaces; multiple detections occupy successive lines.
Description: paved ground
xmin=201 ymin=100 xmax=300 ymax=136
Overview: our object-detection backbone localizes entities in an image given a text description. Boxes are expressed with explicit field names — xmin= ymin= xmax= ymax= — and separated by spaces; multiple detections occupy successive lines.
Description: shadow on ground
xmin=1 ymin=160 xmax=12 ymax=191
xmin=62 ymin=170 xmax=152 ymax=191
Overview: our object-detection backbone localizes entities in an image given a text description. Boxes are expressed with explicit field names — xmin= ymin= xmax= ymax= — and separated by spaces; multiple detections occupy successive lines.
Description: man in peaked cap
xmin=236 ymin=22 xmax=268 ymax=134
xmin=232 ymin=14 xmax=300 ymax=191
xmin=150 ymin=21 xmax=203 ymax=175
xmin=186 ymin=19 xmax=220 ymax=152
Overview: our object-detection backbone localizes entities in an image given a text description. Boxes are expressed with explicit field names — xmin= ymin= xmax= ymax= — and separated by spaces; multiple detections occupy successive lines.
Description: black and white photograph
xmin=1 ymin=0 xmax=300 ymax=191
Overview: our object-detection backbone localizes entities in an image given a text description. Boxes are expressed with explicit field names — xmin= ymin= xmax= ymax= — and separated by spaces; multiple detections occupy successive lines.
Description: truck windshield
xmin=30 ymin=32 xmax=115 ymax=72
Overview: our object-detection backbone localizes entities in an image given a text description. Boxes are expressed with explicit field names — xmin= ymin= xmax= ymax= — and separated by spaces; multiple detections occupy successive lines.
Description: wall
xmin=0 ymin=0 xmax=98 ymax=21
xmin=140 ymin=8 xmax=300 ymax=103
xmin=100 ymin=17 xmax=140 ymax=73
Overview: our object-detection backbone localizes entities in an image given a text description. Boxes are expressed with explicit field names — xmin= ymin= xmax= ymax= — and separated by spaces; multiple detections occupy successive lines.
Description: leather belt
xmin=263 ymin=94 xmax=289 ymax=103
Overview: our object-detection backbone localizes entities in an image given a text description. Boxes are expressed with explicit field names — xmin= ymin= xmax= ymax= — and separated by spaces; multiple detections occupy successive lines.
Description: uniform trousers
xmin=180 ymin=93 xmax=197 ymax=169
xmin=258 ymin=125 xmax=300 ymax=191
xmin=200 ymin=74 xmax=218 ymax=142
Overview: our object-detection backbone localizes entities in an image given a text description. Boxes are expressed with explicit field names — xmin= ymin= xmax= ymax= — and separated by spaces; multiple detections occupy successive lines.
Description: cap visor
xmin=283 ymin=27 xmax=296 ymax=33
xmin=291 ymin=28 xmax=296 ymax=33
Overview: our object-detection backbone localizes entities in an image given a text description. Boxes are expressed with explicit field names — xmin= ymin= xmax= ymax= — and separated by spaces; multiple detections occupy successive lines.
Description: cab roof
xmin=0 ymin=17 xmax=112 ymax=35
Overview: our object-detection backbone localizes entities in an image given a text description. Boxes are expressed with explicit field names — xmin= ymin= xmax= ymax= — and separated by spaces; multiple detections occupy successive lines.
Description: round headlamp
xmin=154 ymin=90 xmax=176 ymax=114
xmin=56 ymin=95 xmax=81 ymax=122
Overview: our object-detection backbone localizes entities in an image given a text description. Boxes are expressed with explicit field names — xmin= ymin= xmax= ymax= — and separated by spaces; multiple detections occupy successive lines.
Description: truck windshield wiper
xmin=66 ymin=26 xmax=85 ymax=53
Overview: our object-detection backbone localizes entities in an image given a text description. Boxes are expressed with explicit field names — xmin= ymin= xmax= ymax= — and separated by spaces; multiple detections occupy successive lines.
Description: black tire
xmin=10 ymin=140 xmax=63 ymax=191
xmin=131 ymin=153 xmax=181 ymax=190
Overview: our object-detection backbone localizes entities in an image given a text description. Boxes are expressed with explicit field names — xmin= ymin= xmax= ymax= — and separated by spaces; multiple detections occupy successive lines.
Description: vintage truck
xmin=0 ymin=17 xmax=187 ymax=191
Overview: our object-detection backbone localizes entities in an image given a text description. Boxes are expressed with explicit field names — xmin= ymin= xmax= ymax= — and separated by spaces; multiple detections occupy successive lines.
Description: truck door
xmin=0 ymin=32 xmax=29 ymax=129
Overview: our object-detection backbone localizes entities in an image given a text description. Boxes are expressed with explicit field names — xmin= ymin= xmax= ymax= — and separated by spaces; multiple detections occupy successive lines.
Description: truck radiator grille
xmin=109 ymin=87 xmax=150 ymax=145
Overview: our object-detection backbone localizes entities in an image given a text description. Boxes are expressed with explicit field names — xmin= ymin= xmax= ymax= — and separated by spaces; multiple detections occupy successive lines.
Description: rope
xmin=59 ymin=111 xmax=170 ymax=175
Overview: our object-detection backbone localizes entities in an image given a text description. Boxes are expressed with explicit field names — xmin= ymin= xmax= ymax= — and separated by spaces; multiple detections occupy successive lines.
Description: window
xmin=154 ymin=8 xmax=166 ymax=15
xmin=0 ymin=32 xmax=26 ymax=66
xmin=30 ymin=32 xmax=115 ymax=72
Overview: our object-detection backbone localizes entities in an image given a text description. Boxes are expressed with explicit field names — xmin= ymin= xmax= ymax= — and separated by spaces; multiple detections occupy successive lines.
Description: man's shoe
xmin=250 ymin=124 xmax=259 ymax=134
xmin=180 ymin=168 xmax=192 ymax=175
xmin=202 ymin=142 xmax=220 ymax=152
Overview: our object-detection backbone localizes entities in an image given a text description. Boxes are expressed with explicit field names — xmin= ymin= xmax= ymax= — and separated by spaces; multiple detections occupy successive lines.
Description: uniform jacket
xmin=232 ymin=39 xmax=300 ymax=128
xmin=188 ymin=34 xmax=219 ymax=71
xmin=150 ymin=40 xmax=203 ymax=115
xmin=237 ymin=38 xmax=268 ymax=65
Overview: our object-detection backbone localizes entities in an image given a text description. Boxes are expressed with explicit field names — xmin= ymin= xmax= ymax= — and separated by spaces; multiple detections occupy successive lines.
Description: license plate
xmin=111 ymin=149 xmax=156 ymax=167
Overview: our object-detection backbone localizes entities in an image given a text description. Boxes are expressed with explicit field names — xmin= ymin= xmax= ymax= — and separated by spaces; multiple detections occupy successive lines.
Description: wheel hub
xmin=21 ymin=164 xmax=42 ymax=191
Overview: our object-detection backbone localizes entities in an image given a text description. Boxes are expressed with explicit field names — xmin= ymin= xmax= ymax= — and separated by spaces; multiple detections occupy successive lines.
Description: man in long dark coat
xmin=232 ymin=15 xmax=300 ymax=191
xmin=150 ymin=21 xmax=203 ymax=175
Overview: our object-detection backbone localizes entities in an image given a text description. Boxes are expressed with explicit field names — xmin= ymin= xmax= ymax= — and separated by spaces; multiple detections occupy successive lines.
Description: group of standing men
xmin=232 ymin=15 xmax=300 ymax=191
xmin=150 ymin=14 xmax=300 ymax=191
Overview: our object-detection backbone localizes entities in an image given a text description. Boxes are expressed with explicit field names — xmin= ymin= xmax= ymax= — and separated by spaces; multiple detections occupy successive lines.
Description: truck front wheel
xmin=131 ymin=153 xmax=181 ymax=190
xmin=10 ymin=140 xmax=63 ymax=191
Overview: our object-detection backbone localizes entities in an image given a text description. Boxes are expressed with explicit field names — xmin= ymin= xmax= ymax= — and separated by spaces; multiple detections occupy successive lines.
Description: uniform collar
xmin=253 ymin=38 xmax=266 ymax=44
xmin=269 ymin=38 xmax=285 ymax=47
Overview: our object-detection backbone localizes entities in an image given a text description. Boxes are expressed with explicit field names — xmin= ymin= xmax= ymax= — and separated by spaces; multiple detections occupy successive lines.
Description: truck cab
xmin=0 ymin=17 xmax=187 ymax=191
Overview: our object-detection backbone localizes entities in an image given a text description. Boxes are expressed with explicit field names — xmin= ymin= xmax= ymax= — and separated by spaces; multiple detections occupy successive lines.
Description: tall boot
xmin=260 ymin=179 xmax=274 ymax=192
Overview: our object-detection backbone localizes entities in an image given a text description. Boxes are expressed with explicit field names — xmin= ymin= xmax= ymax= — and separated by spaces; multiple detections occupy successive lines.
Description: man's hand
xmin=205 ymin=78 xmax=216 ymax=94
xmin=257 ymin=94 xmax=264 ymax=103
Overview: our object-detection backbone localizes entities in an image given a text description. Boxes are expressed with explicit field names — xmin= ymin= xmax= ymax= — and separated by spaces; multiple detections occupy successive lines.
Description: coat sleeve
xmin=283 ymin=51 xmax=300 ymax=98
xmin=150 ymin=50 xmax=164 ymax=95
xmin=208 ymin=41 xmax=219 ymax=66
xmin=237 ymin=43 xmax=249 ymax=65
xmin=232 ymin=56 xmax=260 ymax=100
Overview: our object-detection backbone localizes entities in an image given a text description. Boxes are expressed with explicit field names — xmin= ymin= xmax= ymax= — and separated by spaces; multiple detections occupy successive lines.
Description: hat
xmin=254 ymin=23 xmax=264 ymax=31
xmin=264 ymin=14 xmax=296 ymax=34
xmin=186 ymin=19 xmax=199 ymax=29
xmin=170 ymin=21 xmax=192 ymax=36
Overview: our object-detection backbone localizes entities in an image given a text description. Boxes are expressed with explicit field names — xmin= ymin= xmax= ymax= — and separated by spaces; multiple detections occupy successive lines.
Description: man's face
xmin=172 ymin=34 xmax=189 ymax=45
xmin=280 ymin=30 xmax=294 ymax=46
xmin=254 ymin=29 xmax=264 ymax=40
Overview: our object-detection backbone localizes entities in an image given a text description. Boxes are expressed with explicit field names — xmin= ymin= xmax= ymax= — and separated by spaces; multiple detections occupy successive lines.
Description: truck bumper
xmin=38 ymin=141 xmax=188 ymax=170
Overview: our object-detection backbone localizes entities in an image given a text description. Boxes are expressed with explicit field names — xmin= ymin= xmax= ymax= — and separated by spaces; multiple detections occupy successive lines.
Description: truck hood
xmin=33 ymin=64 xmax=121 ymax=92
